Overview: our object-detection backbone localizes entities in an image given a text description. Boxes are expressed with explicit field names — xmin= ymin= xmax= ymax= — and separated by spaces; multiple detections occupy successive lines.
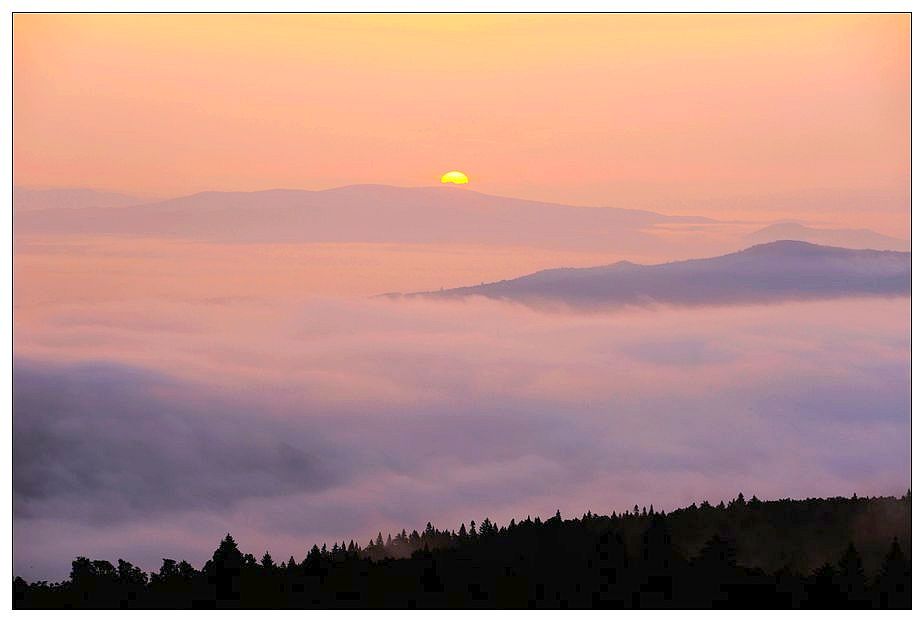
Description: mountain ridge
xmin=16 ymin=183 xmax=715 ymax=222
xmin=394 ymin=241 xmax=911 ymax=308
xmin=15 ymin=185 xmax=906 ymax=257
xmin=746 ymin=222 xmax=908 ymax=251
xmin=13 ymin=184 xmax=719 ymax=251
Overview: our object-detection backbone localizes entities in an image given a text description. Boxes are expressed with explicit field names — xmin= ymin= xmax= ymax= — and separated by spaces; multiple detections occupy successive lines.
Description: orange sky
xmin=13 ymin=13 xmax=910 ymax=233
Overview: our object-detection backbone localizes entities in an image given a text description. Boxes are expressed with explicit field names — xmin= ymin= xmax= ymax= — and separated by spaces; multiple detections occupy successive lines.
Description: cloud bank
xmin=13 ymin=294 xmax=910 ymax=581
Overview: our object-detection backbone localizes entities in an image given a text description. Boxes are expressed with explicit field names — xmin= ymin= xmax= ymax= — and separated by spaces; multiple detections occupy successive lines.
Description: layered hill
xmin=399 ymin=241 xmax=911 ymax=308
xmin=14 ymin=184 xmax=712 ymax=251
xmin=746 ymin=222 xmax=909 ymax=251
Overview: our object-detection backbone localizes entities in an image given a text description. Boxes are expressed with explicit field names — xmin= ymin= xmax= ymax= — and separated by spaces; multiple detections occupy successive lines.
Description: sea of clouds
xmin=13 ymin=286 xmax=909 ymax=581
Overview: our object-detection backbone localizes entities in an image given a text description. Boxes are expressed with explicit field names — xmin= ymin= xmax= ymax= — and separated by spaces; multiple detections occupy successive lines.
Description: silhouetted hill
xmin=13 ymin=184 xmax=712 ymax=251
xmin=13 ymin=187 xmax=147 ymax=211
xmin=398 ymin=241 xmax=910 ymax=308
xmin=746 ymin=222 xmax=909 ymax=251
xmin=13 ymin=492 xmax=911 ymax=609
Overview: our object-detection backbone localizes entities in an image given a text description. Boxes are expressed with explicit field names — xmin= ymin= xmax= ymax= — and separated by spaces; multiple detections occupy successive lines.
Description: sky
xmin=11 ymin=14 xmax=911 ymax=580
xmin=13 ymin=13 xmax=910 ymax=234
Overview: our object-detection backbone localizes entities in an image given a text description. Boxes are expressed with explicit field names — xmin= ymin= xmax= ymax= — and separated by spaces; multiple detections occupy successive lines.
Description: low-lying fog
xmin=13 ymin=235 xmax=910 ymax=580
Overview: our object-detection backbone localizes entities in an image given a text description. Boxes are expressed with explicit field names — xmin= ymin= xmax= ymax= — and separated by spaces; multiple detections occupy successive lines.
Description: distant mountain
xmin=746 ymin=222 xmax=909 ymax=251
xmin=12 ymin=187 xmax=146 ymax=211
xmin=398 ymin=241 xmax=910 ymax=308
xmin=13 ymin=184 xmax=713 ymax=251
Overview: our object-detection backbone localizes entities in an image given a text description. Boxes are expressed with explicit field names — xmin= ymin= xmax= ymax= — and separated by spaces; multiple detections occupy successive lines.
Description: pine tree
xmin=876 ymin=538 xmax=911 ymax=609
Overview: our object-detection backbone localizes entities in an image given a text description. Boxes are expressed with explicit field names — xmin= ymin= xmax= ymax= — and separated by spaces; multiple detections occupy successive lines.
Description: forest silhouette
xmin=14 ymin=492 xmax=911 ymax=609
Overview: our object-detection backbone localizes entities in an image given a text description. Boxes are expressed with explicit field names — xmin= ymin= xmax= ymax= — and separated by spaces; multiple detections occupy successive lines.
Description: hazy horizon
xmin=14 ymin=14 xmax=909 ymax=235
xmin=12 ymin=14 xmax=910 ymax=584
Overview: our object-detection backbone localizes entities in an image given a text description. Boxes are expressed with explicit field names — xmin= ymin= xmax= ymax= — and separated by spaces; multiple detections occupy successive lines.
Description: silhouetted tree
xmin=205 ymin=533 xmax=244 ymax=605
xmin=875 ymin=538 xmax=911 ymax=609
xmin=835 ymin=542 xmax=869 ymax=607
xmin=13 ymin=493 xmax=912 ymax=609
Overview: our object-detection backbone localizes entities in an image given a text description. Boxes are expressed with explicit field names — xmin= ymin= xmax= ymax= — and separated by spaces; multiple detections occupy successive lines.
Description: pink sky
xmin=13 ymin=13 xmax=909 ymax=234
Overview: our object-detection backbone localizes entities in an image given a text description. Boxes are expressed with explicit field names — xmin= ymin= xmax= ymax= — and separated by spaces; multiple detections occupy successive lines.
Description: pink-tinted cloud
xmin=13 ymin=293 xmax=910 ymax=581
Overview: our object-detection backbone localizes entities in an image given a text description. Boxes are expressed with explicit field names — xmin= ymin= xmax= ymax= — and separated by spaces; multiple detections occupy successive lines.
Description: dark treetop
xmin=14 ymin=492 xmax=911 ymax=609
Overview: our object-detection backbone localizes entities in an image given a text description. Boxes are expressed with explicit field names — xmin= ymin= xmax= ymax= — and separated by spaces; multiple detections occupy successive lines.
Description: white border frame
xmin=1 ymin=2 xmax=915 ymax=617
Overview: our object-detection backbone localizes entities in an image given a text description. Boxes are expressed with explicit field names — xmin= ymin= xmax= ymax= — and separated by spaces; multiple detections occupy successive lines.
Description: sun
xmin=441 ymin=171 xmax=469 ymax=184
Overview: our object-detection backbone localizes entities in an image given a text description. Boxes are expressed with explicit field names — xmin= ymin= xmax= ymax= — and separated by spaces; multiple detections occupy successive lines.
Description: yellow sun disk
xmin=441 ymin=171 xmax=469 ymax=184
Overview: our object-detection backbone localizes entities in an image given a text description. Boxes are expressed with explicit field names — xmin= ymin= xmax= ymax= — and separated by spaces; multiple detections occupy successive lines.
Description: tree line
xmin=14 ymin=492 xmax=911 ymax=608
